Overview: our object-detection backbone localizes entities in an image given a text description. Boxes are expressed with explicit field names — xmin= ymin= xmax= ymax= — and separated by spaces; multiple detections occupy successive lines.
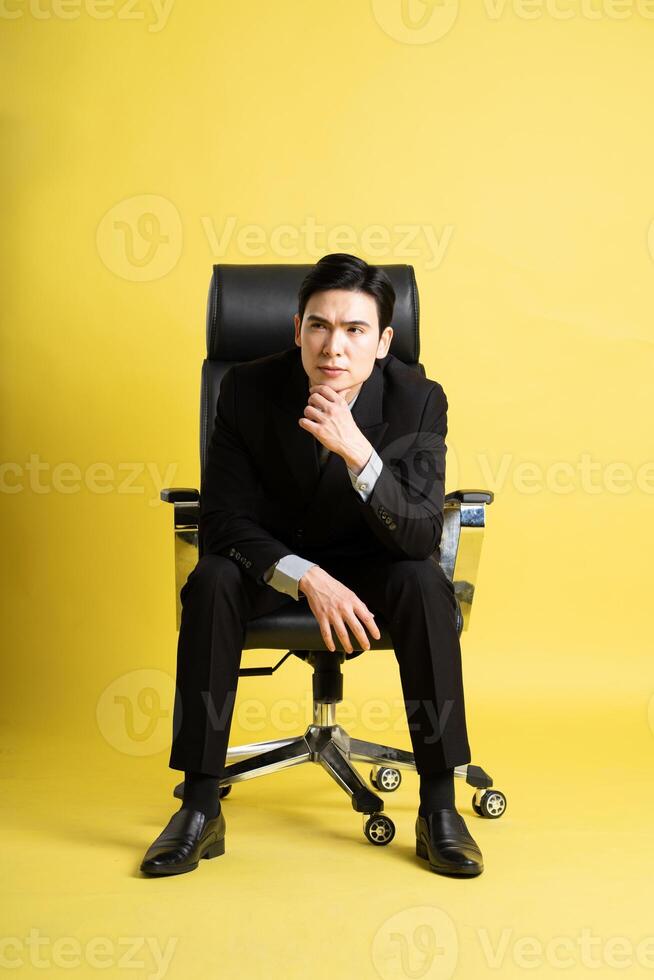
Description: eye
xmin=349 ymin=327 xmax=362 ymax=333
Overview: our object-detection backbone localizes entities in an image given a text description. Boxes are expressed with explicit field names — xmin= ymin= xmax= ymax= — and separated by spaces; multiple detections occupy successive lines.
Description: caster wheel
xmin=370 ymin=767 xmax=402 ymax=792
xmin=364 ymin=812 xmax=396 ymax=845
xmin=219 ymin=784 xmax=232 ymax=799
xmin=473 ymin=789 xmax=507 ymax=818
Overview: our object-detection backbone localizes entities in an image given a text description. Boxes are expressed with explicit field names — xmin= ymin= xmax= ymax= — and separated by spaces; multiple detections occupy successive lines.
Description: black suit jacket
xmin=200 ymin=345 xmax=449 ymax=587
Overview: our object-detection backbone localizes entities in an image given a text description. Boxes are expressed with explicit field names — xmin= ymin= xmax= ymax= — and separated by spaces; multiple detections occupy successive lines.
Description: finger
xmin=344 ymin=611 xmax=372 ymax=651
xmin=357 ymin=605 xmax=381 ymax=640
xmin=308 ymin=392 xmax=331 ymax=411
xmin=304 ymin=405 xmax=324 ymax=420
xmin=367 ymin=614 xmax=382 ymax=640
xmin=319 ymin=617 xmax=335 ymax=652
xmin=331 ymin=615 xmax=353 ymax=654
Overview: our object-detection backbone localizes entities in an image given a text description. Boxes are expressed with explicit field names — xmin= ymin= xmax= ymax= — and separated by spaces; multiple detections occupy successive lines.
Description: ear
xmin=294 ymin=313 xmax=301 ymax=347
xmin=377 ymin=325 xmax=393 ymax=358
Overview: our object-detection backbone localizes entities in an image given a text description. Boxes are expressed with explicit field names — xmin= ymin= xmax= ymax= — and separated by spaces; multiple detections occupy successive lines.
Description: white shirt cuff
xmin=263 ymin=554 xmax=318 ymax=600
xmin=347 ymin=448 xmax=383 ymax=502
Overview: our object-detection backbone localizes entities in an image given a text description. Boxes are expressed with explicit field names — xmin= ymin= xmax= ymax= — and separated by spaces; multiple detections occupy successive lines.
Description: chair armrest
xmin=441 ymin=488 xmax=493 ymax=631
xmin=160 ymin=487 xmax=200 ymax=504
xmin=160 ymin=489 xmax=200 ymax=631
xmin=161 ymin=488 xmax=199 ymax=533
xmin=445 ymin=489 xmax=494 ymax=505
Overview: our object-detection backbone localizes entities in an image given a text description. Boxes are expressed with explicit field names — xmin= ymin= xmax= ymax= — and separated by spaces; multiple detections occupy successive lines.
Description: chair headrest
xmin=205 ymin=263 xmax=420 ymax=365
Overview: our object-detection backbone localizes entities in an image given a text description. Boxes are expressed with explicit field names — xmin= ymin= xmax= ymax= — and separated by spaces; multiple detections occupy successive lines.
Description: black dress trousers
xmin=168 ymin=550 xmax=472 ymax=779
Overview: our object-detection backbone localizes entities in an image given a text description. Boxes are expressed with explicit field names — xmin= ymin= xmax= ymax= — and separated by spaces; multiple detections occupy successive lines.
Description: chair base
xmin=173 ymin=700 xmax=497 ymax=818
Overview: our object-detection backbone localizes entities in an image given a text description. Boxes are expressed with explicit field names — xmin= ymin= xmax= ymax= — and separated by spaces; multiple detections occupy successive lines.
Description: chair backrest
xmin=199 ymin=263 xmax=423 ymax=475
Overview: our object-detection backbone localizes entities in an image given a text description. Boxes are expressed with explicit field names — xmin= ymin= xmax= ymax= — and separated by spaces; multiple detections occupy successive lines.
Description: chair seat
xmin=243 ymin=596 xmax=463 ymax=651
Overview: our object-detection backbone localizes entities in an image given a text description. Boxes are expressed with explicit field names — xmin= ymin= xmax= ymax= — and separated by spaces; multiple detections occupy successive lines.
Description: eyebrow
xmin=305 ymin=314 xmax=371 ymax=328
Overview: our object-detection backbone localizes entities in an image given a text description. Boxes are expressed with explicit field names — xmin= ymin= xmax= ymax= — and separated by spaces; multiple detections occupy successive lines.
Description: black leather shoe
xmin=140 ymin=807 xmax=226 ymax=876
xmin=415 ymin=808 xmax=484 ymax=877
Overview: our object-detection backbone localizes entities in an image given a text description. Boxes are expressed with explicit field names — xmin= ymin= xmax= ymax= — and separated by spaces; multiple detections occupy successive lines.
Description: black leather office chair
xmin=162 ymin=263 xmax=506 ymax=846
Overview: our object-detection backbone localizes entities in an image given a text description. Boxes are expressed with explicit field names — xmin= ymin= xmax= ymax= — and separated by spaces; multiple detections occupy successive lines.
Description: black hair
xmin=297 ymin=253 xmax=395 ymax=335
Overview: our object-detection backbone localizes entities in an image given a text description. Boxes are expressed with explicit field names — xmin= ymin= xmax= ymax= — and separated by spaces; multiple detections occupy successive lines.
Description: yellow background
xmin=2 ymin=1 xmax=653 ymax=978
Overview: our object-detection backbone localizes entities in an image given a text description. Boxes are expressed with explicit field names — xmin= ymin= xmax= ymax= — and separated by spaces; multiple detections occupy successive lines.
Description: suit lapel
xmin=270 ymin=347 xmax=389 ymax=508
xmin=270 ymin=349 xmax=321 ymax=500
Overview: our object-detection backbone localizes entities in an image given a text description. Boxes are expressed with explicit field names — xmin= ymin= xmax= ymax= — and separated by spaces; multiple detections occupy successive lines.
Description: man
xmin=140 ymin=253 xmax=484 ymax=878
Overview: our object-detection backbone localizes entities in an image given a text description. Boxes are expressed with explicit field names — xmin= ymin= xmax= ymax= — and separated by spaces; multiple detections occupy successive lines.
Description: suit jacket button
xmin=295 ymin=528 xmax=304 ymax=537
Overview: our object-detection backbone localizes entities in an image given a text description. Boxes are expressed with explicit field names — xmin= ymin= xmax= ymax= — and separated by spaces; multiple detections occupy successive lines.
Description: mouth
xmin=318 ymin=367 xmax=346 ymax=375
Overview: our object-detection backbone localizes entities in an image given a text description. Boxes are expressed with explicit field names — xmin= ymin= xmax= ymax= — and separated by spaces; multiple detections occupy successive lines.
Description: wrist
xmin=343 ymin=439 xmax=373 ymax=476
xmin=299 ymin=565 xmax=321 ymax=594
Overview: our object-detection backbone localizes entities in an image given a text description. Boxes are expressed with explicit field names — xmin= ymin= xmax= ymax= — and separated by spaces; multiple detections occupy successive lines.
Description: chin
xmin=316 ymin=376 xmax=348 ymax=391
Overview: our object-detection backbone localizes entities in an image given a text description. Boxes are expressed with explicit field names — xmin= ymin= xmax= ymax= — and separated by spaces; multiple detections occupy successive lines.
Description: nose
xmin=323 ymin=329 xmax=345 ymax=356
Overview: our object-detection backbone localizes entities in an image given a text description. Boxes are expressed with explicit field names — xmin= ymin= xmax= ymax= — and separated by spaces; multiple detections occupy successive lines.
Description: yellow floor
xmin=2 ymin=692 xmax=652 ymax=980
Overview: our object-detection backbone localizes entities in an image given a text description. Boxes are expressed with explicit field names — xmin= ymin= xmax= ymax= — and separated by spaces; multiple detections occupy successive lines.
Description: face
xmin=294 ymin=289 xmax=393 ymax=402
